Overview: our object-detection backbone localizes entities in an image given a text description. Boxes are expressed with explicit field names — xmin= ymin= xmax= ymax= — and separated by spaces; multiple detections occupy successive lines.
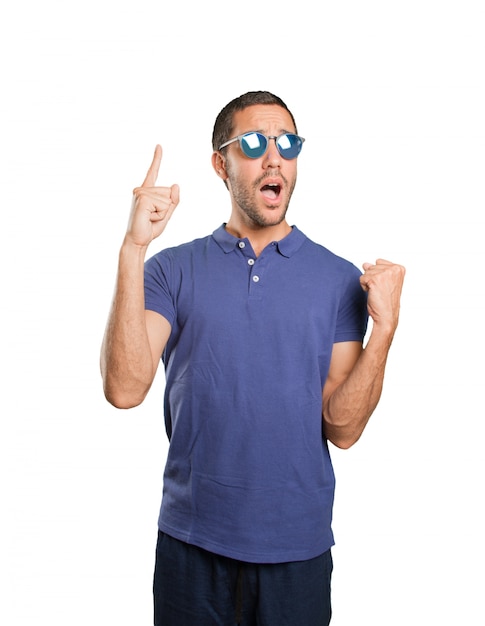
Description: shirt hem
xmin=158 ymin=522 xmax=334 ymax=564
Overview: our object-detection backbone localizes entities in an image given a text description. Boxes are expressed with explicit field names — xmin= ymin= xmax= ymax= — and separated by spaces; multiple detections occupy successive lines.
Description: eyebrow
xmin=242 ymin=128 xmax=295 ymax=136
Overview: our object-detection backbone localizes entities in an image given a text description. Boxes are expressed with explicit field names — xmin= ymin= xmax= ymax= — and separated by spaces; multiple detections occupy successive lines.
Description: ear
xmin=212 ymin=151 xmax=228 ymax=181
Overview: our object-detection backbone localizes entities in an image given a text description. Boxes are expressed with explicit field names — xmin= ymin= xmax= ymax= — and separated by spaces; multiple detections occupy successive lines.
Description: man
xmin=101 ymin=91 xmax=405 ymax=625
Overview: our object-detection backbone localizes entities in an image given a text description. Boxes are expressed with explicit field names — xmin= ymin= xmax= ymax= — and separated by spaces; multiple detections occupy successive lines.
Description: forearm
xmin=323 ymin=327 xmax=394 ymax=448
xmin=101 ymin=241 xmax=154 ymax=408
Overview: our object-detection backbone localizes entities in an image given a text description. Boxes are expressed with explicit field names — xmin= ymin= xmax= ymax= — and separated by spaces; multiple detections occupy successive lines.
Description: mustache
xmin=254 ymin=171 xmax=288 ymax=187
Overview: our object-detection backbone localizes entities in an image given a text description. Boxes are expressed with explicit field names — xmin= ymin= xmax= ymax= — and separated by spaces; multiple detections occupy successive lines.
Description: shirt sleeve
xmin=144 ymin=252 xmax=176 ymax=326
xmin=333 ymin=265 xmax=368 ymax=343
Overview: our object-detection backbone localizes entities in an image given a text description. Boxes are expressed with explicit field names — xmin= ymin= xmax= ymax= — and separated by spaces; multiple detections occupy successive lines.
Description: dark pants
xmin=153 ymin=531 xmax=333 ymax=626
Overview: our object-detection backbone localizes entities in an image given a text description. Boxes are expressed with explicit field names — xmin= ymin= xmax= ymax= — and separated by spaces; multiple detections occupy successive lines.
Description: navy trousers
xmin=153 ymin=531 xmax=333 ymax=626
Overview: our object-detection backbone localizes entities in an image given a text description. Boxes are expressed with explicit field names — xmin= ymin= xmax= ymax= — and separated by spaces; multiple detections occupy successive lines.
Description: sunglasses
xmin=219 ymin=132 xmax=305 ymax=160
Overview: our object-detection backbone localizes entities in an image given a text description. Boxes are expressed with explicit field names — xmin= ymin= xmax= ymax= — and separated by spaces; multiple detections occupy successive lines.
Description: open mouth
xmin=260 ymin=182 xmax=282 ymax=201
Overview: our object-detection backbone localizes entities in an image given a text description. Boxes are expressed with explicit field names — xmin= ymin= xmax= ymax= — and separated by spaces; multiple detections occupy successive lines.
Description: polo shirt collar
xmin=212 ymin=224 xmax=306 ymax=258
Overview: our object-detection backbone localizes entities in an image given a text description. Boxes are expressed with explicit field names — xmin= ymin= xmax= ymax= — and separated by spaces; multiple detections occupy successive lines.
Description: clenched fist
xmin=360 ymin=259 xmax=406 ymax=335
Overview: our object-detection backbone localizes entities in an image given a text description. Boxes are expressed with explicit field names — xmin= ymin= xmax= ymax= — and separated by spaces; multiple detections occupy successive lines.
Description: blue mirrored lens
xmin=238 ymin=133 xmax=303 ymax=159
xmin=240 ymin=133 xmax=267 ymax=158
xmin=276 ymin=134 xmax=303 ymax=159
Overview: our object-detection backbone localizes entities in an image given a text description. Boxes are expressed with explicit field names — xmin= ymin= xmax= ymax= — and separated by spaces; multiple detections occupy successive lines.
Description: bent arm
xmin=100 ymin=145 xmax=178 ymax=409
xmin=100 ymin=241 xmax=171 ymax=409
xmin=322 ymin=332 xmax=391 ymax=449
xmin=323 ymin=258 xmax=405 ymax=448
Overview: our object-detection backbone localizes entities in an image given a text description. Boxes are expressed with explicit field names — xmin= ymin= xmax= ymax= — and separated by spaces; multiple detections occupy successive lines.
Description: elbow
xmin=327 ymin=432 xmax=362 ymax=450
xmin=105 ymin=394 xmax=143 ymax=410
xmin=323 ymin=415 xmax=365 ymax=449
xmin=102 ymin=380 xmax=148 ymax=410
xmin=100 ymin=359 xmax=153 ymax=409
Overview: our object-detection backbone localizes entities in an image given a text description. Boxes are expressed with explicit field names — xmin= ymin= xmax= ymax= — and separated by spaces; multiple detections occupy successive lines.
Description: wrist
xmin=366 ymin=322 xmax=396 ymax=351
xmin=120 ymin=236 xmax=150 ymax=257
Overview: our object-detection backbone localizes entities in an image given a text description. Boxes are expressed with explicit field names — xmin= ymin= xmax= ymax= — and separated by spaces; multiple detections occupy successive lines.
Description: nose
xmin=262 ymin=137 xmax=281 ymax=168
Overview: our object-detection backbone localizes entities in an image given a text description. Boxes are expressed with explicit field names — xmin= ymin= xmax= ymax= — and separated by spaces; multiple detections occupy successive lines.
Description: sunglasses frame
xmin=218 ymin=132 xmax=305 ymax=160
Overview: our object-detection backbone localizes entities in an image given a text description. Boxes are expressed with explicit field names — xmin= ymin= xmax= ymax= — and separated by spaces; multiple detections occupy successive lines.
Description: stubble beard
xmin=227 ymin=169 xmax=296 ymax=228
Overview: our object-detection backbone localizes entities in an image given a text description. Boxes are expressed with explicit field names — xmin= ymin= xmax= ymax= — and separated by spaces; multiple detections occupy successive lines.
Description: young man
xmin=101 ymin=91 xmax=405 ymax=625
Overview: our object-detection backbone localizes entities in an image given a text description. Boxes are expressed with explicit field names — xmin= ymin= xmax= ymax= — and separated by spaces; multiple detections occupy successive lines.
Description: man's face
xmin=221 ymin=105 xmax=299 ymax=229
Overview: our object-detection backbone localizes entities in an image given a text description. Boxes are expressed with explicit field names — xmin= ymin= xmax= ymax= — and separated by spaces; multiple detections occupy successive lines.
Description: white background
xmin=1 ymin=1 xmax=484 ymax=624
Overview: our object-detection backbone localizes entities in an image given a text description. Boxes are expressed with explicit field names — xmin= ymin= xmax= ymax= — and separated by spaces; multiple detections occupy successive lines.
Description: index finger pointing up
xmin=141 ymin=144 xmax=162 ymax=187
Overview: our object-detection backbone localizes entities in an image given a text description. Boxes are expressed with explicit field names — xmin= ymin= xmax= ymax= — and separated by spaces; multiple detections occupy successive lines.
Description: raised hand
xmin=360 ymin=259 xmax=406 ymax=335
xmin=126 ymin=145 xmax=180 ymax=247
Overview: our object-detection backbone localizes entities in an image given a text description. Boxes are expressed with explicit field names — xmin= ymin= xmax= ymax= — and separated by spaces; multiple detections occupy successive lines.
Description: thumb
xmin=171 ymin=183 xmax=180 ymax=205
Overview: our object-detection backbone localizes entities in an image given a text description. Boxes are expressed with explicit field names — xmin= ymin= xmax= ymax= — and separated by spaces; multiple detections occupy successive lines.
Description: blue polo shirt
xmin=144 ymin=225 xmax=368 ymax=563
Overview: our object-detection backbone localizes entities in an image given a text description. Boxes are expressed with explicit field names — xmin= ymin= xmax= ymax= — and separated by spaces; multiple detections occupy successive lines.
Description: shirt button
xmin=252 ymin=275 xmax=260 ymax=282
xmin=248 ymin=259 xmax=255 ymax=266
xmin=238 ymin=241 xmax=246 ymax=249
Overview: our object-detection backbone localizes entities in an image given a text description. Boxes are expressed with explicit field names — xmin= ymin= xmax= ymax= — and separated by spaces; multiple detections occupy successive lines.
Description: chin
xmin=258 ymin=211 xmax=287 ymax=227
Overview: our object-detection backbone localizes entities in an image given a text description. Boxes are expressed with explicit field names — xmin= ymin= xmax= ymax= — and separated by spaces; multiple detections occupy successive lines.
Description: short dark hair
xmin=212 ymin=91 xmax=298 ymax=152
